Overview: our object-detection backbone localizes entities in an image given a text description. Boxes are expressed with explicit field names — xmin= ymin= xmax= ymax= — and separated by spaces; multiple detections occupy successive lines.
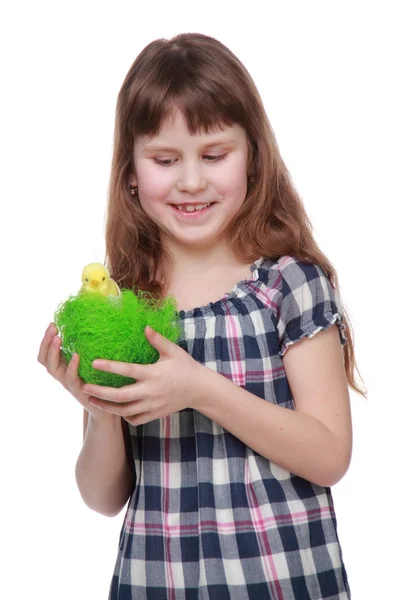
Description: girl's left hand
xmin=82 ymin=326 xmax=205 ymax=426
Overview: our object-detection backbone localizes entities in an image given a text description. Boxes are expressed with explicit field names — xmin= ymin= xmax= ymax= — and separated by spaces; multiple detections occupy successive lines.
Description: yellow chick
xmin=80 ymin=263 xmax=121 ymax=297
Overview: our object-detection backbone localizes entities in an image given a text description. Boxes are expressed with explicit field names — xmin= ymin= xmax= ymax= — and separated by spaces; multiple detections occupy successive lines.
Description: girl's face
xmin=131 ymin=110 xmax=249 ymax=255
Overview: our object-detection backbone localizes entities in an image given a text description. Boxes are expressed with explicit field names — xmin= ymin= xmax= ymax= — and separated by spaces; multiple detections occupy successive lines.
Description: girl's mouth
xmin=170 ymin=202 xmax=216 ymax=218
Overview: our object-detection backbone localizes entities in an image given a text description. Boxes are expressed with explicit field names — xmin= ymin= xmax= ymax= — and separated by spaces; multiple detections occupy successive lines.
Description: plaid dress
xmin=109 ymin=255 xmax=351 ymax=600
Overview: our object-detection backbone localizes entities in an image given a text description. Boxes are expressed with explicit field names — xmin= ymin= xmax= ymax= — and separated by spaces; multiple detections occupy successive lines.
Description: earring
xmin=130 ymin=185 xmax=138 ymax=197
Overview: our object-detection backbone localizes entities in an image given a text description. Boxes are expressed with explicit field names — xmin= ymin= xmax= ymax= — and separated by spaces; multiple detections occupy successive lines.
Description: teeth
xmin=175 ymin=203 xmax=211 ymax=212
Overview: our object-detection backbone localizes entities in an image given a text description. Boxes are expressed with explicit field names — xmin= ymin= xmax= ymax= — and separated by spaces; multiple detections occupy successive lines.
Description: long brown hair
xmin=105 ymin=33 xmax=366 ymax=398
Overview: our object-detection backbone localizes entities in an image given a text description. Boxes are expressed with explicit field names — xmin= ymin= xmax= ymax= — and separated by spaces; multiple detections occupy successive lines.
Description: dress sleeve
xmin=276 ymin=257 xmax=348 ymax=358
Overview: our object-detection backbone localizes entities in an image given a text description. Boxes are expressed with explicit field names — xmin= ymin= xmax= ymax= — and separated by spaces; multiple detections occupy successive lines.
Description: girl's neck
xmin=165 ymin=242 xmax=245 ymax=278
xmin=159 ymin=247 xmax=256 ymax=312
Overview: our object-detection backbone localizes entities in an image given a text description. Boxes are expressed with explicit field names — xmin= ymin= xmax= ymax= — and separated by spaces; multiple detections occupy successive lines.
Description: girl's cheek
xmin=140 ymin=165 xmax=173 ymax=196
xmin=144 ymin=182 xmax=172 ymax=203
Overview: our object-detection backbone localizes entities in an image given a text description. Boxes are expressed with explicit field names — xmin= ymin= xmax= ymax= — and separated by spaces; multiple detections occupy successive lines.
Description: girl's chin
xmin=163 ymin=229 xmax=222 ymax=249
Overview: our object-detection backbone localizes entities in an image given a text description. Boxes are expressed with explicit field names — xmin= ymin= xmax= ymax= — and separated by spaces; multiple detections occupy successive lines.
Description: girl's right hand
xmin=37 ymin=323 xmax=113 ymax=422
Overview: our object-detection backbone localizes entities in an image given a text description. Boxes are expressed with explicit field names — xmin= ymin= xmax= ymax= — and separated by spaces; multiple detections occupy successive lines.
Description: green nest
xmin=54 ymin=290 xmax=182 ymax=387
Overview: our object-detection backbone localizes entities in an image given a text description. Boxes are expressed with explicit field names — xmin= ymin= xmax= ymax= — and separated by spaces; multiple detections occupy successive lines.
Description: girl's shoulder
xmin=256 ymin=254 xmax=327 ymax=282
xmin=254 ymin=255 xmax=347 ymax=356
xmin=256 ymin=254 xmax=338 ymax=301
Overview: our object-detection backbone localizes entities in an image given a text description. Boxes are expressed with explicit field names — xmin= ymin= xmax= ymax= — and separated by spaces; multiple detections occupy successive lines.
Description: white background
xmin=1 ymin=1 xmax=398 ymax=598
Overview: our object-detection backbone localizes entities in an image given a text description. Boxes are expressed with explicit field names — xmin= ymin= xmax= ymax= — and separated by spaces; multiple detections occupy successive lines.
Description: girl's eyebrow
xmin=142 ymin=138 xmax=238 ymax=152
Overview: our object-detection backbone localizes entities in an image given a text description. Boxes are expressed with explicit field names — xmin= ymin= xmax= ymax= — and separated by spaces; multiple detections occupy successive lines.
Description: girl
xmin=38 ymin=33 xmax=366 ymax=599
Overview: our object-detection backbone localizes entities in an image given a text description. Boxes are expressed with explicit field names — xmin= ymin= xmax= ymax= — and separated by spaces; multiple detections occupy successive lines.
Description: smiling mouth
xmin=170 ymin=202 xmax=216 ymax=213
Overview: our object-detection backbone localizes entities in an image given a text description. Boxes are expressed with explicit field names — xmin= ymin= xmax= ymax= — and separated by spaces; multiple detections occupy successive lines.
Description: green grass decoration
xmin=54 ymin=289 xmax=182 ymax=387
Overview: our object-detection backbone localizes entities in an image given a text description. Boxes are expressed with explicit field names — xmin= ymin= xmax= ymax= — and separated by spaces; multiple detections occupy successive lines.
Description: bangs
xmin=128 ymin=57 xmax=246 ymax=139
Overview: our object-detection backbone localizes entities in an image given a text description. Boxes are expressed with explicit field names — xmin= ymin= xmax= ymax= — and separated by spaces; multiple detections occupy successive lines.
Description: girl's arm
xmin=37 ymin=324 xmax=134 ymax=516
xmin=195 ymin=325 xmax=352 ymax=487
xmin=75 ymin=410 xmax=134 ymax=517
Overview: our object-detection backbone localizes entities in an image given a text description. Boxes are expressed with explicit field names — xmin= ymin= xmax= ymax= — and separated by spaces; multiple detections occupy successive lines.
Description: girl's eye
xmin=154 ymin=158 xmax=175 ymax=166
xmin=154 ymin=154 xmax=227 ymax=167
xmin=203 ymin=154 xmax=227 ymax=162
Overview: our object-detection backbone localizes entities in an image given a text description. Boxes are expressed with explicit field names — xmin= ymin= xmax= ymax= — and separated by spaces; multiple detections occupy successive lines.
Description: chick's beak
xmin=91 ymin=280 xmax=99 ymax=287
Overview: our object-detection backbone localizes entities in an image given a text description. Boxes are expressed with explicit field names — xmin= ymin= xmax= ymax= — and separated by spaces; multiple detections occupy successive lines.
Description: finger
xmin=46 ymin=335 xmax=65 ymax=380
xmin=126 ymin=411 xmax=153 ymax=426
xmin=37 ymin=323 xmax=57 ymax=364
xmin=144 ymin=326 xmax=176 ymax=358
xmin=88 ymin=398 xmax=128 ymax=416
xmin=65 ymin=353 xmax=81 ymax=391
xmin=92 ymin=359 xmax=147 ymax=381
xmin=89 ymin=397 xmax=147 ymax=418
xmin=83 ymin=382 xmax=138 ymax=403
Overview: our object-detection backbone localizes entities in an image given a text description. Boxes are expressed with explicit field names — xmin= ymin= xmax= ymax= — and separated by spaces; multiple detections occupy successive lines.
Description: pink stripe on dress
xmin=224 ymin=307 xmax=245 ymax=386
xmin=127 ymin=505 xmax=334 ymax=536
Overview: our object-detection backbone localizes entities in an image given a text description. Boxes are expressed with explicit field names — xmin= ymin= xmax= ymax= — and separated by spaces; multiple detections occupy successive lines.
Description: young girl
xmin=38 ymin=33 xmax=366 ymax=599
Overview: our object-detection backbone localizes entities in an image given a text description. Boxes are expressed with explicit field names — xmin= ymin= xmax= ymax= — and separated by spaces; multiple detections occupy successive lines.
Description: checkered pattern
xmin=109 ymin=255 xmax=351 ymax=599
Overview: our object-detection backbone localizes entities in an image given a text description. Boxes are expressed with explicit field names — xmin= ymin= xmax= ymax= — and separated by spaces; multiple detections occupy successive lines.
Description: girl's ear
xmin=129 ymin=172 xmax=138 ymax=186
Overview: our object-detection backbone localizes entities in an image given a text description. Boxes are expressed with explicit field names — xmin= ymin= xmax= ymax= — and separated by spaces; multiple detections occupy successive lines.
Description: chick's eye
xmin=85 ymin=278 xmax=88 ymax=282
xmin=102 ymin=277 xmax=105 ymax=281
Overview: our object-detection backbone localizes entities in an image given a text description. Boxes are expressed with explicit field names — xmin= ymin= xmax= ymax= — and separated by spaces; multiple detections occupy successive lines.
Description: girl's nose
xmin=176 ymin=162 xmax=207 ymax=193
